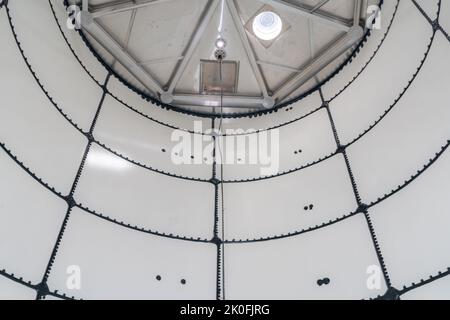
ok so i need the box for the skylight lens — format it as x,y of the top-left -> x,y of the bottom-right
252,11 -> 283,41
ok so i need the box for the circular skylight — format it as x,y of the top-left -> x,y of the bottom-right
252,11 -> 283,41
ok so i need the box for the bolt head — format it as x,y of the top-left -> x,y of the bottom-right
160,92 -> 174,104
262,97 -> 275,109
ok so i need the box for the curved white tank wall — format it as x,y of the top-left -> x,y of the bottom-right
0,0 -> 449,300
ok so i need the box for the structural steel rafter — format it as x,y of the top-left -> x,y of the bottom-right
80,0 -> 364,109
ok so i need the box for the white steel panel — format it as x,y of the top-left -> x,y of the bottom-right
224,155 -> 357,240
329,0 -> 434,145
47,207 -> 216,300
0,150 -> 66,283
347,32 -> 450,204
225,215 -> 386,299
402,275 -> 450,300
369,148 -> 450,290
8,0 -> 105,132
0,9 -> 88,195
74,144 -> 215,239
321,0 -> 399,100
94,95 -> 212,179
414,0 -> 440,20
107,76 -> 213,133
50,0 -> 109,85
0,277 -> 36,300
221,108 -> 337,180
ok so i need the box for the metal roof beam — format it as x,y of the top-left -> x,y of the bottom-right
82,0 -> 89,11
163,0 -> 220,102
310,0 -> 331,13
81,19 -> 164,95
256,60 -> 300,73
261,0 -> 352,32
90,0 -> 175,19
172,94 -> 266,109
227,0 -> 273,108
273,25 -> 363,102
353,0 -> 362,26
138,56 -> 184,66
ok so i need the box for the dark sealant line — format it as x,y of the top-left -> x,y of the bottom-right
319,88 -> 394,297
36,73 -> 112,300
399,267 -> 450,295
412,0 -> 449,43
0,268 -> 75,300
411,0 -> 438,27
438,23 -> 450,42
210,119 -> 223,300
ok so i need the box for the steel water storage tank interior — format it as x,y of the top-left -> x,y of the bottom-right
0,0 -> 450,300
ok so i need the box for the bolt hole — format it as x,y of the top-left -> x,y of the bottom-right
317,277 -> 330,286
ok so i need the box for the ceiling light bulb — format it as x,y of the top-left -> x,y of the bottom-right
252,11 -> 282,41
215,37 -> 227,49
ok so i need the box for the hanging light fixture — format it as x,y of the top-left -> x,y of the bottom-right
214,37 -> 227,61
215,37 -> 227,49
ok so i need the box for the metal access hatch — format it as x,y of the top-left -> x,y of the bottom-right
200,60 -> 239,95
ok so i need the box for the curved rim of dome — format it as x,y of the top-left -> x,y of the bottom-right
73,0 -> 383,119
